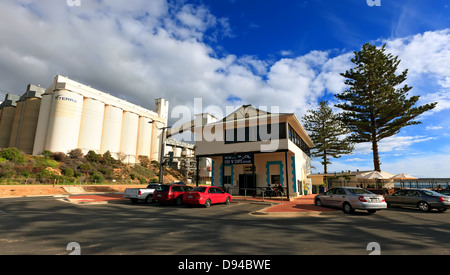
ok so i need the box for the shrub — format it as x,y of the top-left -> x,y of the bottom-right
0,148 -> 25,163
63,168 -> 74,178
89,172 -> 104,183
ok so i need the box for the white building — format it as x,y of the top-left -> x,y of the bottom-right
193,105 -> 314,199
0,75 -> 169,163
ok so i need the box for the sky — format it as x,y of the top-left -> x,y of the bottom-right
0,0 -> 450,178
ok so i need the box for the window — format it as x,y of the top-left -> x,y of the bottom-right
288,124 -> 311,156
224,123 -> 287,144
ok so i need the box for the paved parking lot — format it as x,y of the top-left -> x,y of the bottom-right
0,196 -> 449,255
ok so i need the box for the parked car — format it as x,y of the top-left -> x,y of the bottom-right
124,183 -> 161,204
153,184 -> 193,205
385,189 -> 450,212
314,187 -> 387,214
183,186 -> 232,208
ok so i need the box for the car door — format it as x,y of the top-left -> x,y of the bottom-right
388,190 -> 407,205
330,188 -> 347,207
404,190 -> 421,206
320,189 -> 335,206
208,187 -> 219,204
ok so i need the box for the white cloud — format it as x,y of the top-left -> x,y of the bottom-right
353,135 -> 436,154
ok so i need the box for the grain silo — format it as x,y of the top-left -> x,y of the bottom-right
136,116 -> 153,158
11,85 -> 46,154
32,92 -> 54,155
78,98 -> 105,154
120,111 -> 139,164
44,89 -> 84,153
0,94 -> 20,148
100,104 -> 124,157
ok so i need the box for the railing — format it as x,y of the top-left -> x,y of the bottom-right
226,187 -> 287,203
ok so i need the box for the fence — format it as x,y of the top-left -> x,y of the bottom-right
226,187 -> 287,202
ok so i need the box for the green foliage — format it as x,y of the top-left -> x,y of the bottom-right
303,101 -> 354,174
0,147 -> 25,163
335,43 -> 437,171
89,171 -> 104,183
0,147 -> 172,184
63,167 -> 74,177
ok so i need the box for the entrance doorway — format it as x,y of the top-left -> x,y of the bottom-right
239,174 -> 256,196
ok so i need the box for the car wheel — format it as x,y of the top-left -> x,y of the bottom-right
176,196 -> 183,206
204,199 -> 211,208
145,195 -> 153,204
225,197 -> 231,204
343,202 -> 354,214
438,208 -> 447,212
418,201 -> 431,212
314,199 -> 322,207
367,210 -> 377,214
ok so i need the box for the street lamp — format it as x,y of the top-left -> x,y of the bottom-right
149,119 -> 171,184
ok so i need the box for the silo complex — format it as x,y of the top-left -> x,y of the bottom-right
0,75 -> 168,163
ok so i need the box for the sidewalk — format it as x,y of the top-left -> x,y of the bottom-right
247,195 -> 339,217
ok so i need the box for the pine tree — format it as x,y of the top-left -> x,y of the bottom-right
335,43 -> 437,172
302,101 -> 354,174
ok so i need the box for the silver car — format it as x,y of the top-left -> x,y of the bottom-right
314,187 -> 387,214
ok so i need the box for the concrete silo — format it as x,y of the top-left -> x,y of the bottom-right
100,105 -> 123,158
120,111 -> 139,164
10,85 -> 46,154
78,98 -> 105,154
45,89 -> 84,153
0,94 -> 20,148
136,116 -> 153,159
32,92 -> 53,155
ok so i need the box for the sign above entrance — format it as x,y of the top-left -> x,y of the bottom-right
224,153 -> 254,165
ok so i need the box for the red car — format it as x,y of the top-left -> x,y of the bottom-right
153,184 -> 193,205
183,186 -> 232,207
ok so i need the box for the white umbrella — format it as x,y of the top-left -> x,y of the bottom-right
391,173 -> 417,180
357,171 -> 393,189
391,173 -> 417,189
357,171 -> 392,180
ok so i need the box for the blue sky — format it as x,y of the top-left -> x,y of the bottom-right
0,0 -> 450,177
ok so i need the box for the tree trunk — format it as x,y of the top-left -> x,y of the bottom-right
372,139 -> 381,172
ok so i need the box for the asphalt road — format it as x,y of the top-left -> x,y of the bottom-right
0,197 -> 449,255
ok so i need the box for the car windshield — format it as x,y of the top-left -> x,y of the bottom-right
156,185 -> 170,192
347,188 -> 373,195
192,187 -> 207,192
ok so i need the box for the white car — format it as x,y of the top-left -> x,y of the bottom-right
314,187 -> 387,214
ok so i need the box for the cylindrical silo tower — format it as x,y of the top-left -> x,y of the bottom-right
78,98 -> 105,154
15,85 -> 45,154
33,93 -> 53,155
136,116 -> 153,159
45,89 -> 84,153
0,94 -> 20,148
120,111 -> 139,164
8,100 -> 24,148
100,105 -> 123,158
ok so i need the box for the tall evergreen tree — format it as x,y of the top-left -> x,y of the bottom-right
303,101 -> 354,174
335,43 -> 437,172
